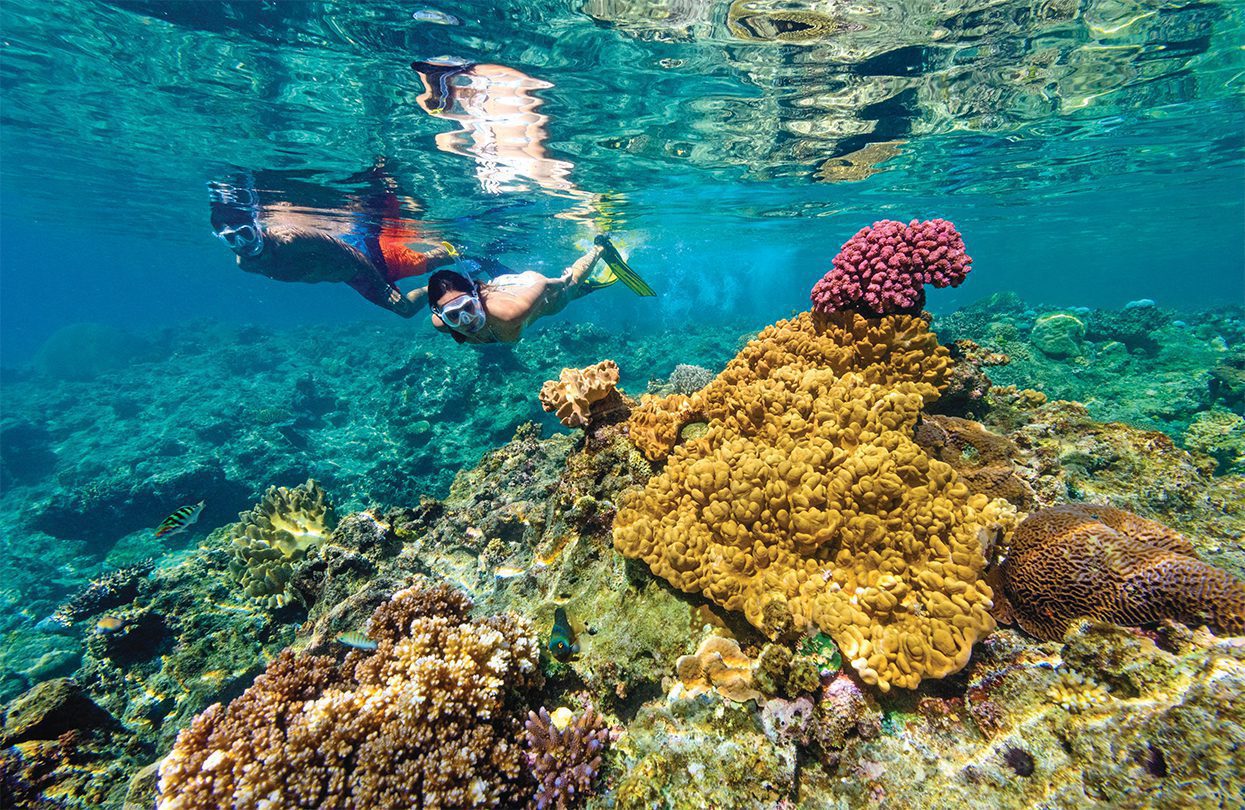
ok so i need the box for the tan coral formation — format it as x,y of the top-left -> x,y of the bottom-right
156,581 -> 540,809
539,360 -> 621,428
615,312 -> 1018,691
627,311 -> 950,462
1002,504 -> 1245,641
672,635 -> 761,703
226,479 -> 335,608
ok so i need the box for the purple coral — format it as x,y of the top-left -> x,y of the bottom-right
524,706 -> 609,810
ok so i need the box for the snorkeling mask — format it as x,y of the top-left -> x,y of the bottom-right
215,222 -> 264,258
433,287 -> 486,333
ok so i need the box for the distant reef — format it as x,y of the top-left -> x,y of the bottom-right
0,297 -> 1242,808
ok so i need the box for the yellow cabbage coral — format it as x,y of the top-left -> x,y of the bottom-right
539,360 -> 621,429
614,313 -> 1017,691
227,479 -> 335,609
627,312 -> 949,462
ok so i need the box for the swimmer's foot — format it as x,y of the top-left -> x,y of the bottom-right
592,234 -> 655,296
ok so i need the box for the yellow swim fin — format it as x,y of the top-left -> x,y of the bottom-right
594,234 -> 655,297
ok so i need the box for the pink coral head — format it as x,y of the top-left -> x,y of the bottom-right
810,218 -> 972,316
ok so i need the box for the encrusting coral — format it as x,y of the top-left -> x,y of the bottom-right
672,635 -> 761,703
1000,504 -> 1245,641
155,581 -> 541,809
539,360 -> 622,429
226,479 -> 335,609
1046,668 -> 1111,713
615,312 -> 1019,691
524,706 -> 610,810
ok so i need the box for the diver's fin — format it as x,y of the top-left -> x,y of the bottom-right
581,262 -> 618,291
594,235 -> 655,297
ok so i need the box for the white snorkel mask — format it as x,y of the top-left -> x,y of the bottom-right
434,284 -> 487,333
215,222 -> 264,258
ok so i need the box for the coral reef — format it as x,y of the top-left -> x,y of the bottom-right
672,635 -> 760,703
1030,312 -> 1086,359
539,360 -> 623,429
1000,504 -> 1245,640
156,582 -> 540,809
810,219 -> 972,315
226,479 -> 335,608
524,706 -> 610,810
1183,409 -> 1245,473
35,559 -> 153,631
616,312 -> 1018,691
646,363 -> 714,396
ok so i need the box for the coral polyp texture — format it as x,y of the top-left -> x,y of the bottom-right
524,706 -> 610,810
226,479 -> 335,609
672,635 -> 761,703
810,219 -> 971,316
155,581 -> 540,809
614,312 -> 1018,691
627,311 -> 951,463
539,360 -> 621,428
1001,504 -> 1245,641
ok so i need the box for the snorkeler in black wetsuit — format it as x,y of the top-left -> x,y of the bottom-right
209,170 -> 457,317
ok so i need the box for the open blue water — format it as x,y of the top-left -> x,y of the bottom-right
1,0 -> 1242,362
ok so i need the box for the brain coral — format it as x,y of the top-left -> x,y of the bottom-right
615,312 -> 1017,691
1001,504 -> 1245,641
156,581 -> 541,809
539,360 -> 621,429
810,219 -> 971,316
227,479 -> 335,608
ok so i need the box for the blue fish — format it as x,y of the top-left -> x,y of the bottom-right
548,606 -> 579,660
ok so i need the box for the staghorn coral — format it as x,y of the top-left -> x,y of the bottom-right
672,635 -> 761,703
615,312 -> 1018,691
539,360 -> 622,429
524,706 -> 610,810
626,311 -> 951,463
156,582 -> 541,809
1001,504 -> 1245,641
226,479 -> 335,609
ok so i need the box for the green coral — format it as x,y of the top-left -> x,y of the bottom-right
1030,313 -> 1086,359
799,632 -> 842,675
227,479 -> 335,609
1184,409 -> 1245,474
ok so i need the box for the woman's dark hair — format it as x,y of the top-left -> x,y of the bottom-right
427,270 -> 475,308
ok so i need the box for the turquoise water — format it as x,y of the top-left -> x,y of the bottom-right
1,2 -> 1244,808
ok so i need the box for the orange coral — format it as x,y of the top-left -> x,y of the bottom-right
614,313 -> 1017,691
672,635 -> 760,703
156,582 -> 540,809
1002,504 -> 1245,641
539,360 -> 621,429
626,312 -> 949,462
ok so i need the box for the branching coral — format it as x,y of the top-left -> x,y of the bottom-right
226,479 -> 335,609
156,581 -> 541,809
809,219 -> 971,316
539,360 -> 621,429
524,706 -> 610,810
1001,504 -> 1245,641
615,312 -> 1018,691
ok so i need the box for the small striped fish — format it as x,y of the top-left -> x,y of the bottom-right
155,501 -> 205,538
336,631 -> 378,651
